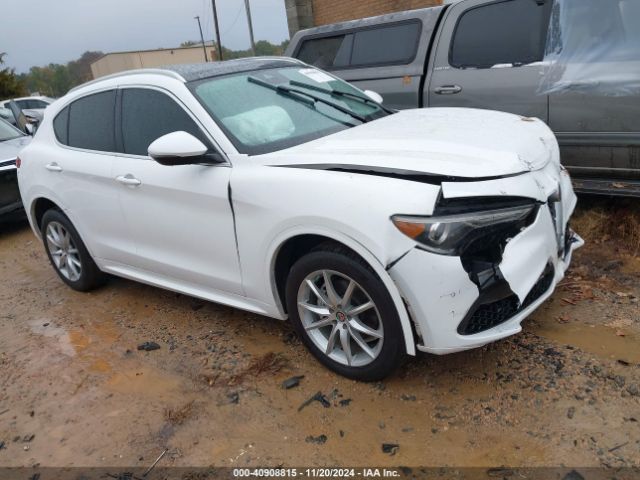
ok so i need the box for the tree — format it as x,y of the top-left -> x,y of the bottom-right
0,53 -> 27,99
182,39 -> 289,61
20,50 -> 104,97
67,51 -> 104,85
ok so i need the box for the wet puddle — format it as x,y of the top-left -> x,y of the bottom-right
28,320 -> 77,357
535,321 -> 640,363
107,367 -> 184,397
28,317 -> 122,373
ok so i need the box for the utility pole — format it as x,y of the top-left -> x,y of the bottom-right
194,16 -> 209,62
244,0 -> 256,56
211,0 -> 223,61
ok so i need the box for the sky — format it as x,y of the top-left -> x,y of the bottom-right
2,0 -> 290,73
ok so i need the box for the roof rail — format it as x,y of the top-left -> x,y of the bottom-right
69,68 -> 186,94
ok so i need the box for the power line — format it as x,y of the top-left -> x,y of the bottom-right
222,4 -> 244,36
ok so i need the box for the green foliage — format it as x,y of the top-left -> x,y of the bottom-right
20,51 -> 104,98
215,39 -> 290,60
0,53 -> 28,99
11,39 -> 290,99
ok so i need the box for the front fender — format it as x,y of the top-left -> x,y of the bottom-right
230,162 -> 442,356
267,225 -> 417,356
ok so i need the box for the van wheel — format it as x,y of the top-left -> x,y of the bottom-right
285,245 -> 404,381
41,209 -> 106,291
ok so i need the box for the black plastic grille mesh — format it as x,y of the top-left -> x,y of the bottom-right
461,267 -> 555,336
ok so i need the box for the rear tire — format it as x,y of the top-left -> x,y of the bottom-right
41,209 -> 106,292
285,245 -> 405,381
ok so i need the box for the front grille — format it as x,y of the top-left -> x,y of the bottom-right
458,266 -> 555,336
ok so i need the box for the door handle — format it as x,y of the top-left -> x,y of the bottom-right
434,85 -> 462,95
45,162 -> 63,172
116,174 -> 142,186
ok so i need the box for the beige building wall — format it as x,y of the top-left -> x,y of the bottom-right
90,46 -> 217,79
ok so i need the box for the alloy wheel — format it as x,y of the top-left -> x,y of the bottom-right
45,221 -> 82,282
297,269 -> 384,367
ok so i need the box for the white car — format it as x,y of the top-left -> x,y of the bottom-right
0,96 -> 54,124
0,96 -> 54,110
0,95 -> 54,112
17,57 -> 582,380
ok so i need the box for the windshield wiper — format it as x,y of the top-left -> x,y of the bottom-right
289,80 -> 396,115
247,76 -> 367,123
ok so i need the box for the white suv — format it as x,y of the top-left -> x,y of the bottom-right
17,57 -> 582,380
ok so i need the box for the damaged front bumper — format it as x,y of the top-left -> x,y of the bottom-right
388,168 -> 584,355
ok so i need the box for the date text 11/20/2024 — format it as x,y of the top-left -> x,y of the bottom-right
232,468 -> 402,477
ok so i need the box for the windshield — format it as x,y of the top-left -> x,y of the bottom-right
0,118 -> 23,142
190,66 -> 389,155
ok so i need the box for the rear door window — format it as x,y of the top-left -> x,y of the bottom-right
67,90 -> 117,152
450,0 -> 553,69
120,88 -> 209,156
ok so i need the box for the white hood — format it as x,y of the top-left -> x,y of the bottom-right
261,108 -> 558,178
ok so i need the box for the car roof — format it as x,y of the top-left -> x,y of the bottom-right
70,56 -> 306,94
1,96 -> 51,103
163,57 -> 305,82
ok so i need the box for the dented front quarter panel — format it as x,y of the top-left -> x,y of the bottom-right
230,158 -> 442,355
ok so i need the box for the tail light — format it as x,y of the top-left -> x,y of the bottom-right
15,157 -> 21,168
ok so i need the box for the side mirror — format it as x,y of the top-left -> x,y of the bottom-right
363,90 -> 384,104
148,131 -> 224,166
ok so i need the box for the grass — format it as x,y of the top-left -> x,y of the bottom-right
572,197 -> 640,256
164,400 -> 195,425
201,352 -> 290,388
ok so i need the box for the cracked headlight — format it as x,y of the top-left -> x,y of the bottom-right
392,205 -> 536,256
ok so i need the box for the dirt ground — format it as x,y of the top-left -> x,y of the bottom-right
0,202 -> 639,470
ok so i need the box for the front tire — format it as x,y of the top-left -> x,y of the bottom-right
41,209 -> 105,291
285,246 -> 405,381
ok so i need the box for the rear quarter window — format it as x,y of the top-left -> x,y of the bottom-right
53,106 -> 69,144
296,34 -> 353,69
294,20 -> 422,70
350,21 -> 422,67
